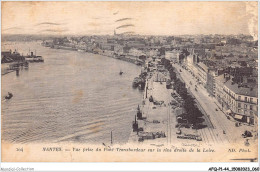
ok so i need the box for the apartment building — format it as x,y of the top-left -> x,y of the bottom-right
222,79 -> 258,125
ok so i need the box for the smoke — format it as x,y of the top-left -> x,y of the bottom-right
116,24 -> 135,29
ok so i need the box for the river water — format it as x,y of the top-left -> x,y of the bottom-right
1,41 -> 142,144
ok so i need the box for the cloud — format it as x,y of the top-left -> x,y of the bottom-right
115,18 -> 132,22
92,16 -> 110,20
113,11 -> 119,15
116,24 -> 134,29
3,27 -> 22,31
40,29 -> 69,33
35,22 -> 66,26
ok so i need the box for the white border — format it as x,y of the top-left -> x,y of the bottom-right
0,0 -> 259,171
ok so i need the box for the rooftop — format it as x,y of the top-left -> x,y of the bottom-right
224,79 -> 258,97
215,74 -> 227,83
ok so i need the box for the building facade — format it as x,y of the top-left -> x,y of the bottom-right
206,71 -> 216,96
222,79 -> 258,125
196,62 -> 208,87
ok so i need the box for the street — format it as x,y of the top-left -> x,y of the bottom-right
172,63 -> 256,145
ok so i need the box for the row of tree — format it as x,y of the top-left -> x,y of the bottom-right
161,58 -> 204,126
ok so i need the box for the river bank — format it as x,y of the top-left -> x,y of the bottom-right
128,59 -> 176,145
44,44 -> 144,66
128,58 -> 209,146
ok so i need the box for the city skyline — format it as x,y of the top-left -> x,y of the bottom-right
2,1 -> 258,39
1,1 -> 258,163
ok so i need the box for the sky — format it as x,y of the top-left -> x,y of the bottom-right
1,1 -> 258,38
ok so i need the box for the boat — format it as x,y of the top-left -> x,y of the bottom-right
25,51 -> 44,63
132,77 -> 140,88
138,81 -> 145,90
166,80 -> 171,89
5,92 -> 13,100
24,61 -> 29,68
135,61 -> 143,66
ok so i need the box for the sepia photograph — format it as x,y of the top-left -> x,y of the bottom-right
1,0 -> 259,166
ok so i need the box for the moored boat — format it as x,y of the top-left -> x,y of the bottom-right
132,77 -> 140,88
25,52 -> 44,63
5,92 -> 13,100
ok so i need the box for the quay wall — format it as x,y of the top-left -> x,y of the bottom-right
47,45 -> 144,66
